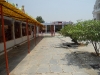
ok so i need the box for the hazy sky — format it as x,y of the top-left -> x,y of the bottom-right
8,0 -> 95,23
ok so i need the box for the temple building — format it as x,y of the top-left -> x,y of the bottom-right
93,0 -> 100,20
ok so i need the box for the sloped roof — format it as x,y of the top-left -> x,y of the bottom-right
0,0 -> 44,27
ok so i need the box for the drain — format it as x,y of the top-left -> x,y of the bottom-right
90,64 -> 100,69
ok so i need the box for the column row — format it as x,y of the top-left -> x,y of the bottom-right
0,19 -> 40,51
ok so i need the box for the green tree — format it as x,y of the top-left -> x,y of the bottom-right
36,16 -> 45,23
60,20 -> 100,56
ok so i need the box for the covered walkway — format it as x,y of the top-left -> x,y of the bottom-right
0,1 -> 44,75
0,33 -> 98,75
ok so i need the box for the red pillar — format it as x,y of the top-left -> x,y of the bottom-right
35,25 -> 37,44
53,25 -> 54,36
54,25 -> 55,36
51,25 -> 52,36
0,5 -> 9,75
51,25 -> 54,36
41,27 -> 43,37
40,27 -> 42,39
26,20 -> 30,53
34,25 -> 36,45
38,26 -> 40,41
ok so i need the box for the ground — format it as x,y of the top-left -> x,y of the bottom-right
0,33 -> 100,75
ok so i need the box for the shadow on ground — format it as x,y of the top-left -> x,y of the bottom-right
0,36 -> 43,75
62,51 -> 100,74
54,42 -> 81,49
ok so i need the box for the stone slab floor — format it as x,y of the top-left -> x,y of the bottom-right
0,33 -> 99,75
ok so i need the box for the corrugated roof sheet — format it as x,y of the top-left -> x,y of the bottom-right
0,0 -> 44,27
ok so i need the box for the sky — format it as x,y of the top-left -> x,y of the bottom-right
8,0 -> 95,23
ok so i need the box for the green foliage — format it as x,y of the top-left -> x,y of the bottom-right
36,16 -> 45,23
60,20 -> 100,42
60,20 -> 100,55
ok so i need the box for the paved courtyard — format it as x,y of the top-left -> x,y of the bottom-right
0,33 -> 99,75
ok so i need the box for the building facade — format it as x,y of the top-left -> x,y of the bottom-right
0,1 -> 44,52
0,16 -> 40,52
42,21 -> 73,33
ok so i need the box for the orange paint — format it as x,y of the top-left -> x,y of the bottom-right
26,20 -> 30,53
0,5 -> 9,75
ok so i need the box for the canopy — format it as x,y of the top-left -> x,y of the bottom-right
0,0 -> 44,27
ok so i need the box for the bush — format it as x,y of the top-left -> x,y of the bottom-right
60,20 -> 100,56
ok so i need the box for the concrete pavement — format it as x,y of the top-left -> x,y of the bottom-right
0,33 -> 99,75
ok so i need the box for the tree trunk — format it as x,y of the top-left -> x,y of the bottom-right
72,39 -> 80,45
92,42 -> 99,56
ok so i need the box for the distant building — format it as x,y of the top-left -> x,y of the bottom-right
42,21 -> 73,33
93,0 -> 100,20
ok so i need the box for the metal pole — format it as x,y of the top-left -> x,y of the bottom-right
0,5 -> 9,75
52,25 -> 53,36
41,27 -> 43,37
52,25 -> 54,36
51,25 -> 53,36
34,25 -> 36,45
35,25 -> 37,45
38,26 -> 40,41
26,19 -> 30,53
51,25 -> 52,36
54,25 -> 55,36
40,27 -> 42,38
39,26 -> 41,41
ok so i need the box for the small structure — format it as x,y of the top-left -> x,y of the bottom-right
42,21 -> 73,36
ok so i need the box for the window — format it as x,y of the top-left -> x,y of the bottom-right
5,25 -> 12,41
28,25 -> 31,35
31,26 -> 34,37
22,23 -> 26,36
14,22 -> 21,38
0,19 -> 13,42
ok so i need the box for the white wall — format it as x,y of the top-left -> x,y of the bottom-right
0,33 -> 34,52
93,13 -> 97,19
15,38 -> 23,44
93,0 -> 100,20
0,40 -> 14,52
36,26 -> 39,37
0,20 -> 41,52
29,34 -> 33,39
22,36 -> 27,42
